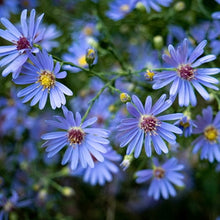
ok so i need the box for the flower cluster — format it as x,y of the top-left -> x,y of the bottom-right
2,1 -> 220,218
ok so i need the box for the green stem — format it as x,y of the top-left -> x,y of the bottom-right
81,75 -> 121,123
50,180 -> 63,193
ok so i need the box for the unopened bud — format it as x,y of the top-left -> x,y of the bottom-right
174,1 -> 185,11
86,48 -> 96,65
153,35 -> 164,50
62,186 -> 75,197
120,154 -> 133,171
120,93 -> 131,103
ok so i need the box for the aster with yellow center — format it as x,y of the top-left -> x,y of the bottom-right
106,0 -> 136,21
120,4 -> 130,12
78,55 -> 87,66
204,125 -> 218,142
14,49 -> 73,110
175,116 -> 195,137
193,106 -> 220,162
38,70 -> 56,90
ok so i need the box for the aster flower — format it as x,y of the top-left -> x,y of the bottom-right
138,0 -> 173,13
192,106 -> 220,162
37,24 -> 61,52
63,38 -> 98,73
117,94 -> 183,158
0,0 -> 18,18
174,116 -> 196,137
41,106 -> 110,170
0,87 -> 29,139
136,157 -> 184,200
153,38 -> 219,107
208,21 -> 220,55
82,146 -> 121,185
0,190 -> 31,219
14,49 -> 73,110
106,0 -> 137,21
0,9 -> 44,78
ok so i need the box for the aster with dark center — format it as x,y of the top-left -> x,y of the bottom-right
0,9 -> 44,78
136,157 -> 184,200
13,49 -> 73,110
117,94 -> 183,158
41,106 -> 110,170
192,106 -> 220,162
153,38 -> 220,107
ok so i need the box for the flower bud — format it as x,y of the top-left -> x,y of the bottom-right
174,1 -> 185,11
120,93 -> 131,103
120,154 -> 133,171
86,48 -> 96,65
153,35 -> 164,50
62,186 -> 75,197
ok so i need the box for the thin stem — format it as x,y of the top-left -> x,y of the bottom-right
81,75 -> 121,123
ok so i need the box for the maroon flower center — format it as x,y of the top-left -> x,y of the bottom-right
0,0 -> 4,5
139,115 -> 160,135
68,127 -> 85,145
16,37 -> 31,51
177,64 -> 195,81
153,167 -> 165,179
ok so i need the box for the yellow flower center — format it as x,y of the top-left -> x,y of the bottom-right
78,55 -> 87,66
204,125 -> 218,142
179,120 -> 190,128
145,70 -> 155,80
83,27 -> 93,36
38,70 -> 55,90
120,4 -> 130,12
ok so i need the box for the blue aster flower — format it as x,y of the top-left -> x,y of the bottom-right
0,190 -> 31,220
106,0 -> 137,21
0,9 -> 44,78
0,0 -> 18,18
212,0 -> 220,19
192,106 -> 220,162
208,21 -> 220,55
117,94 -> 183,158
63,38 -> 98,73
136,157 -> 184,200
190,22 -> 210,44
14,49 -> 73,110
19,0 -> 38,9
0,87 -> 29,139
153,38 -> 220,107
82,146 -> 121,185
41,106 -> 110,170
174,116 -> 196,137
138,0 -> 173,13
37,24 -> 61,52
